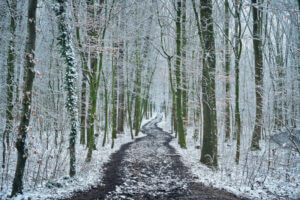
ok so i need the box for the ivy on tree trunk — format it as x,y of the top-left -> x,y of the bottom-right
54,0 -> 79,177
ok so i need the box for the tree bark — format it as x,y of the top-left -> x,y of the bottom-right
117,6 -> 126,133
11,0 -> 37,196
233,0 -> 242,164
175,0 -> 186,148
251,0 -> 263,150
85,0 -> 99,160
2,0 -> 17,169
80,69 -> 87,144
181,0 -> 188,124
86,59 -> 98,160
133,45 -> 142,136
85,0 -> 112,161
102,70 -> 108,146
134,33 -> 150,136
117,41 -> 125,133
224,0 -> 231,141
55,0 -> 79,177
197,0 -> 218,166
72,0 -> 88,145
111,41 -> 118,148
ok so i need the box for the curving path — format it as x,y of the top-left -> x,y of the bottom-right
62,115 -> 246,200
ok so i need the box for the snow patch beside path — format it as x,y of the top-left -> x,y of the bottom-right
157,115 -> 300,200
0,117 -> 154,200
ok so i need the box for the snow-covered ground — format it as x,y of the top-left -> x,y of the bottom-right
0,117 -> 153,200
1,113 -> 299,200
158,114 -> 300,200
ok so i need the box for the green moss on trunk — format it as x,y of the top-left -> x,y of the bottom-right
194,0 -> 218,167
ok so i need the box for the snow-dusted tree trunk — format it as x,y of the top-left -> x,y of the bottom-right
192,0 -> 218,166
117,4 -> 126,134
133,41 -> 142,136
54,0 -> 78,177
233,0 -> 242,164
85,0 -> 100,161
85,0 -> 114,161
175,0 -> 186,148
224,0 -> 231,141
111,41 -> 118,148
251,0 -> 264,150
117,41 -> 125,133
11,0 -> 37,196
181,0 -> 188,124
72,0 -> 88,145
2,0 -> 17,169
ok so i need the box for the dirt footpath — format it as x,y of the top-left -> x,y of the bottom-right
61,116 -> 247,200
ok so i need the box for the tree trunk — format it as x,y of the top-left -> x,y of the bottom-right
2,0 -> 17,169
102,71 -> 108,146
233,0 -> 242,164
111,43 -> 118,148
11,0 -> 37,196
134,33 -> 150,136
85,0 -> 99,160
181,0 -> 188,124
175,0 -> 186,148
127,76 -> 134,139
133,48 -> 141,136
86,59 -> 97,161
224,0 -> 231,141
251,0 -> 263,150
274,22 -> 284,130
80,68 -> 87,144
168,58 -> 177,135
117,6 -> 126,133
198,0 -> 218,166
85,0 -> 110,161
54,0 -> 79,177
73,0 -> 88,145
117,41 -> 125,133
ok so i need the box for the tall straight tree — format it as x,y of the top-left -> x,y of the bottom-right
11,0 -> 38,196
72,0 -> 88,145
2,0 -> 17,168
133,10 -> 152,136
117,5 -> 125,134
54,0 -> 79,177
101,70 -> 109,146
175,0 -> 186,148
181,0 -> 188,124
273,20 -> 285,129
200,0 -> 218,167
85,0 -> 103,161
117,41 -> 125,133
192,0 -> 218,166
111,41 -> 118,148
233,0 -> 242,164
224,0 -> 231,141
251,0 -> 264,150
133,39 -> 142,136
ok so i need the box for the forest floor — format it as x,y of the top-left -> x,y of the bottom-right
59,116 -> 246,200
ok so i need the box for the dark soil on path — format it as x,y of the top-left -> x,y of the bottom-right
60,116 -> 248,200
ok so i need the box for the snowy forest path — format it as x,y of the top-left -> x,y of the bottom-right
61,115 -> 246,200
